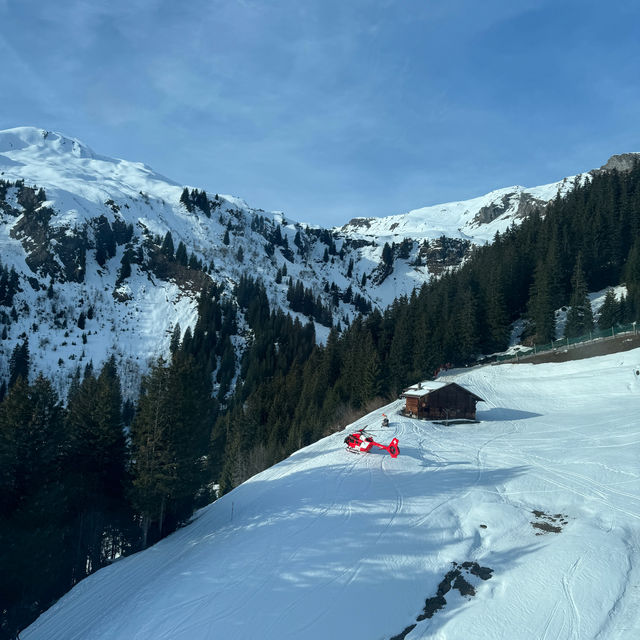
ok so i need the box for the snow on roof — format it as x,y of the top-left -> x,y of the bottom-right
402,380 -> 484,401
402,381 -> 449,397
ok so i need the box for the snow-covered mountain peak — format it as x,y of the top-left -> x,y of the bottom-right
0,126 -> 96,160
0,126 -> 184,208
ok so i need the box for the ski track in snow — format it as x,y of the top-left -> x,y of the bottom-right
23,349 -> 640,640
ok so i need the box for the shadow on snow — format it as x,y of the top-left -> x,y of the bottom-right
477,407 -> 542,421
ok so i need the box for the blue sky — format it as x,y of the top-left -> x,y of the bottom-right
1,0 -> 639,226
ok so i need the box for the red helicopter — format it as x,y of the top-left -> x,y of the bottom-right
344,427 -> 400,458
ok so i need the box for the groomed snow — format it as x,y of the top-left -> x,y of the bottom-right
23,348 -> 640,640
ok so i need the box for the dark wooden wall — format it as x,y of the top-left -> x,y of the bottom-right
404,385 -> 478,420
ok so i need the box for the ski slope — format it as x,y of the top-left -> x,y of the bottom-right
24,349 -> 640,640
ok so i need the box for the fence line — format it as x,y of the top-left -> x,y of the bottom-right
495,321 -> 639,363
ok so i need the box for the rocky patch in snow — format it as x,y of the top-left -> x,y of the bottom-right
531,509 -> 569,535
390,561 -> 494,639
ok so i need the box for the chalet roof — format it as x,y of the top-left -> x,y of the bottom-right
402,381 -> 484,402
402,381 -> 448,398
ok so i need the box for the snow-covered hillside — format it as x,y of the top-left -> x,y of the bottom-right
340,180 -> 574,243
2,126 -> 638,394
0,127 -> 373,392
23,349 -> 640,640
338,152 -> 640,247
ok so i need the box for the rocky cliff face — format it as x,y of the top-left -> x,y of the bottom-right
598,153 -> 640,173
472,191 -> 547,226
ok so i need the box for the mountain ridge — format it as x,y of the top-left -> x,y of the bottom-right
1,125 -> 637,394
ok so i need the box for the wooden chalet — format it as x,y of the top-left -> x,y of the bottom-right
402,381 -> 483,421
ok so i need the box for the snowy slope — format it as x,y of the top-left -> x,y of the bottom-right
0,127 -> 365,392
340,154 -> 640,249
23,349 -> 640,640
338,180 -> 575,245
2,126 -> 430,393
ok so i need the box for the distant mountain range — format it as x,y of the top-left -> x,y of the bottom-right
1,126 -> 637,392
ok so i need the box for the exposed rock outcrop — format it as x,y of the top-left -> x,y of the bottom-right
473,191 -> 546,226
599,153 -> 640,173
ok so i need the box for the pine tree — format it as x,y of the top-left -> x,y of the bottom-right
161,231 -> 174,259
347,258 -> 354,278
597,289 -> 620,329
170,324 -> 182,354
624,239 -> 640,320
117,249 -> 132,283
0,376 -> 63,509
454,287 -> 479,361
130,353 -> 212,547
194,189 -> 211,217
216,337 -> 236,400
175,241 -> 188,266
484,270 -> 509,351
129,360 -> 176,547
387,304 -> 413,394
180,187 -> 192,212
528,260 -> 556,343
357,332 -> 382,406
382,242 -> 393,266
9,337 -> 29,388
564,255 -> 594,338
